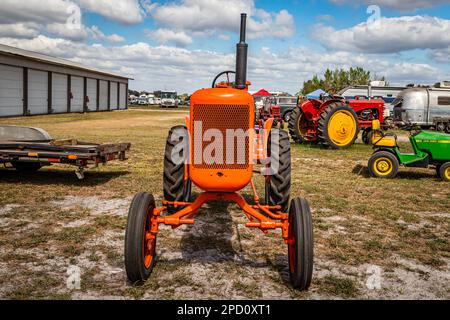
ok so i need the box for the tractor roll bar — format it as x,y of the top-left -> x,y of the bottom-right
235,13 -> 248,90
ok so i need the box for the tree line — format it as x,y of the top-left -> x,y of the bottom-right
300,67 -> 387,95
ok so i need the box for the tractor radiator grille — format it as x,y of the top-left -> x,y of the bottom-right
192,104 -> 250,170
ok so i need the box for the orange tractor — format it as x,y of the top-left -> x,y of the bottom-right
124,14 -> 314,290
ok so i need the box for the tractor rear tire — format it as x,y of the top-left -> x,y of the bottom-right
284,111 -> 292,123
12,161 -> 42,172
318,102 -> 359,149
439,162 -> 450,182
368,151 -> 399,179
265,129 -> 291,213
288,197 -> 314,291
288,107 -> 305,144
125,192 -> 157,284
163,126 -> 192,214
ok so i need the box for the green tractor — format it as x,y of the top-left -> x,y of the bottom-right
368,120 -> 450,181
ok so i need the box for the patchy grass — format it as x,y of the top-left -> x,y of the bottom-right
318,276 -> 360,298
0,110 -> 449,300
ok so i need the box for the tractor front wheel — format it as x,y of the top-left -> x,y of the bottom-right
439,162 -> 450,182
288,197 -> 314,290
362,128 -> 373,145
318,103 -> 359,149
124,192 -> 157,284
368,151 -> 399,179
164,126 -> 192,214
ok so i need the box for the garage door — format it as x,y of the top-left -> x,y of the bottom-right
110,82 -> 118,110
99,80 -> 108,110
52,73 -> 67,113
71,76 -> 84,112
86,78 -> 97,111
119,83 -> 127,109
0,64 -> 23,117
28,69 -> 48,115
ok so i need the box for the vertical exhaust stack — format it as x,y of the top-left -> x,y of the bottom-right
235,13 -> 248,90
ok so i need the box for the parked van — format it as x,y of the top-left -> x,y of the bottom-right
393,82 -> 450,132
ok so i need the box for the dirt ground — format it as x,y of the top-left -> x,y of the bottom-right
0,109 -> 449,300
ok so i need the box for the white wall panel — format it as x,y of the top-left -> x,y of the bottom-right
71,76 -> 84,112
0,64 -> 23,117
51,73 -> 67,113
28,69 -> 48,115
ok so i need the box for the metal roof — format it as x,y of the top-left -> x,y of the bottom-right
0,43 -> 131,80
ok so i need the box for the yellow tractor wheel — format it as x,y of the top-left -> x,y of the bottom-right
318,102 -> 359,149
368,151 -> 400,179
439,162 -> 450,182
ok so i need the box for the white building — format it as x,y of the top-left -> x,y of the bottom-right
0,44 -> 131,117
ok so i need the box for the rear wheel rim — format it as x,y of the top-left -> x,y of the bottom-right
374,157 -> 393,176
298,114 -> 309,139
143,208 -> 156,269
328,110 -> 357,146
445,167 -> 450,180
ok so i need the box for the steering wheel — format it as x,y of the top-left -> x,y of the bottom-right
212,71 -> 235,88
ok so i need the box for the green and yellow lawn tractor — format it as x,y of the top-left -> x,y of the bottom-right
368,120 -> 450,181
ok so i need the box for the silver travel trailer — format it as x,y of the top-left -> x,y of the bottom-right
393,82 -> 450,132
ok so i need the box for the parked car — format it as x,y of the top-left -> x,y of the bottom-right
393,82 -> 450,133
275,96 -> 298,122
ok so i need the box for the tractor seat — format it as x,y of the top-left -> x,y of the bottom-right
371,120 -> 397,148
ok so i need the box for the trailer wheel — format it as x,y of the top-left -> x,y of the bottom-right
125,192 -> 157,284
288,107 -> 305,144
163,126 -> 192,214
11,161 -> 42,172
288,197 -> 314,291
439,162 -> 450,182
265,129 -> 291,213
368,151 -> 399,179
318,102 -> 359,149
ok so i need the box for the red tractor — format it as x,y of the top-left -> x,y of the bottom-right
257,96 -> 284,128
288,95 -> 385,149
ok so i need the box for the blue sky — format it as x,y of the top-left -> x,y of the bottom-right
1,0 -> 450,94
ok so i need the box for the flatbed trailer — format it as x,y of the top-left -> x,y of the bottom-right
0,126 -> 131,179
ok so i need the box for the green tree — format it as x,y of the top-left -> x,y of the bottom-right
301,67 -> 383,95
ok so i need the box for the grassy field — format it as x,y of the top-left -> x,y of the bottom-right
0,109 -> 449,300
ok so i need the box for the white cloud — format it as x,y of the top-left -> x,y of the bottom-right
75,0 -> 144,24
46,23 -> 89,41
0,0 -> 75,24
0,35 -> 446,94
145,29 -> 193,46
430,46 -> 450,63
89,26 -> 125,43
151,0 -> 295,40
0,23 -> 40,38
0,1 -> 126,43
314,16 -> 450,54
330,0 -> 450,11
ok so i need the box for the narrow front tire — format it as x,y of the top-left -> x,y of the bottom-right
288,197 -> 314,290
124,193 -> 157,284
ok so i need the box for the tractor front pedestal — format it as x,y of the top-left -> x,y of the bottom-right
157,192 -> 289,239
124,186 -> 314,291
